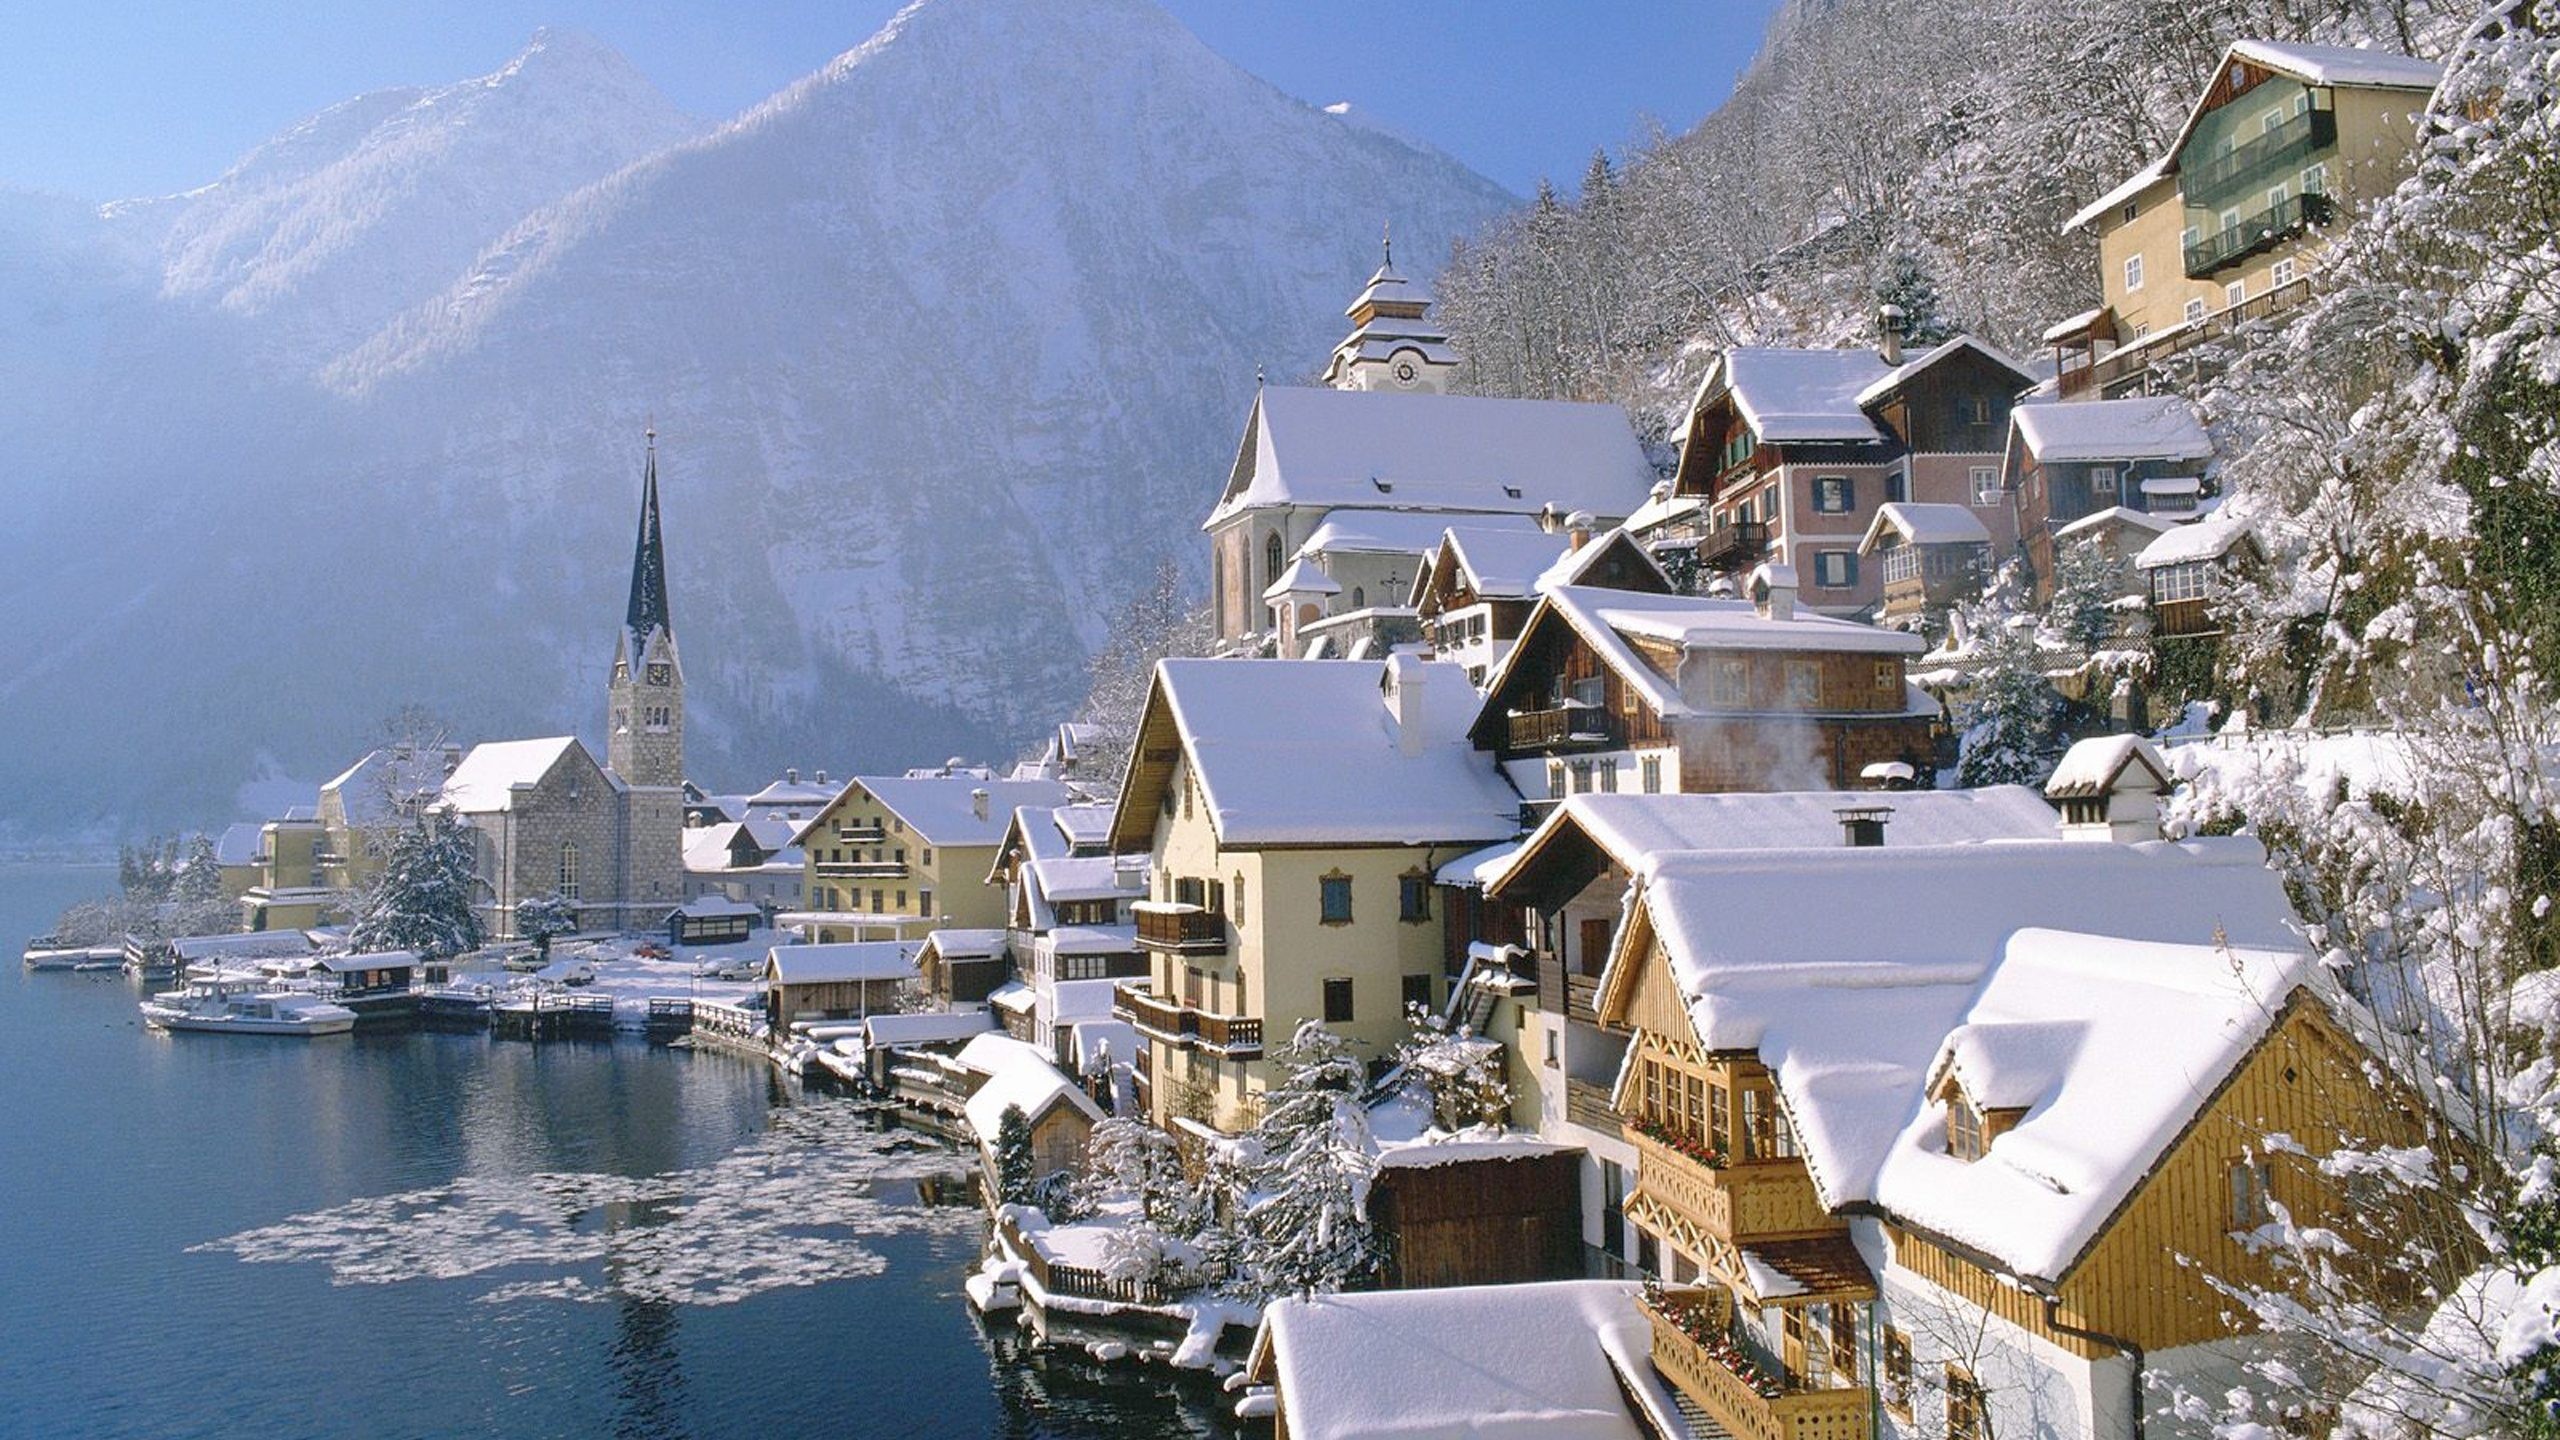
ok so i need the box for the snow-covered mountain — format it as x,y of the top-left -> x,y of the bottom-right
0,0 -> 1515,840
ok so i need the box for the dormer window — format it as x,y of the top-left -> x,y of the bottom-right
1946,1092 -> 1987,1162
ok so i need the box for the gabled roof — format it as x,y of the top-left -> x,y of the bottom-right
2053,505 -> 2183,543
325,745 -> 455,827
2012,395 -> 2212,465
1109,657 -> 1522,852
814,775 -> 1077,849
214,822 -> 266,867
1487,786 -> 2060,908
1206,386 -> 1657,528
2228,37 -> 2442,89
1302,509 -> 1538,561
1611,837 -> 2309,1282
960,1041 -> 1103,1142
766,940 -> 920,985
1531,527 -> 1674,596
1852,335 -> 2035,411
1710,347 -> 1893,444
1434,524 -> 1577,601
2044,733 -> 2172,800
1859,502 -> 1991,554
2136,514 -> 2256,569
1251,1279 -> 1682,1440
440,737 -> 593,814
1264,555 -> 1341,600
2063,159 -> 2175,234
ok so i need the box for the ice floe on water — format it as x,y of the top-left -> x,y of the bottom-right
193,1099 -> 980,1307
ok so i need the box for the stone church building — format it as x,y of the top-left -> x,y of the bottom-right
442,436 -> 688,937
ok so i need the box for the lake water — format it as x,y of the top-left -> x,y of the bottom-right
0,864 -> 1239,1439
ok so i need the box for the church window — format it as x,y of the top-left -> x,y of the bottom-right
1265,533 -> 1284,595
615,708 -> 630,735
557,843 -> 579,901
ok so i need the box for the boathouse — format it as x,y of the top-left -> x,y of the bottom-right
764,940 -> 921,1026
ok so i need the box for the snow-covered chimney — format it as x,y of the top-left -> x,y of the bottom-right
1386,653 -> 1429,757
442,744 -> 463,776
1565,510 -> 1596,551
1877,303 -> 1909,366
945,755 -> 967,776
1749,562 -> 1798,623
1836,805 -> 1891,847
1537,502 -> 1562,535
971,787 -> 990,822
2046,735 -> 2171,843
785,767 -> 799,784
815,769 -> 828,785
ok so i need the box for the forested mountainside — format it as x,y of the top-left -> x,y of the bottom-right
1435,0 -> 2472,433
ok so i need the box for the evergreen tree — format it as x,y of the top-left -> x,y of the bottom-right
1873,246 -> 1956,347
349,809 -> 485,959
993,1104 -> 1037,1208
1233,1021 -> 1383,1299
172,835 -> 223,906
2043,533 -> 2125,656
1950,564 -> 2062,788
514,891 -> 580,957
1392,1002 -> 1512,1130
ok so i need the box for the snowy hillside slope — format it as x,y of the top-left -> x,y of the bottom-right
0,0 -> 1514,840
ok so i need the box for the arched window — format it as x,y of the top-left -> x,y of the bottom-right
557,842 -> 579,901
1350,586 -> 1366,609
1265,533 -> 1284,593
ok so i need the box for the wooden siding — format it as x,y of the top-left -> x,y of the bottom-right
1886,1226 -> 2104,1359
1371,1149 -> 1583,1289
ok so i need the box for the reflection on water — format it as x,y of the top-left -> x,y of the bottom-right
0,864 -> 1242,1438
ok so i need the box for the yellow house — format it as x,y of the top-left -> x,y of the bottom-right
2050,39 -> 2440,397
1595,839 -> 2455,1440
788,771 -> 1074,944
1105,655 -> 1523,1133
238,809 -> 338,932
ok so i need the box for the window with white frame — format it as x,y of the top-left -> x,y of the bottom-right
2151,560 -> 2215,603
1813,550 -> 1856,589
1882,545 -> 1922,585
2273,257 -> 2297,288
1783,661 -> 1822,708
1812,475 -> 1852,514
1708,657 -> 1750,708
2226,280 -> 2247,307
1970,466 -> 2001,506
2123,254 -> 2145,291
1640,754 -> 1662,793
2184,297 -> 2208,324
2302,162 -> 2329,194
557,842 -> 579,901
2090,466 -> 2119,495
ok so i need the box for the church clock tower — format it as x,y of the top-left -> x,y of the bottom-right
1320,228 -> 1459,394
608,431 -> 684,791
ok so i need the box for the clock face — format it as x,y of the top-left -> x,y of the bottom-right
646,663 -> 671,685
1392,359 -> 1419,387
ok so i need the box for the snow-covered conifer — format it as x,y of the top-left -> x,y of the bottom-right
349,809 -> 485,959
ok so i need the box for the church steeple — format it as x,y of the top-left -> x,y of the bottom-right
608,429 -> 684,790
1322,226 -> 1458,394
625,429 -> 672,659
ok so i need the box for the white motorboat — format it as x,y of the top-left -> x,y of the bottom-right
140,980 -> 357,1037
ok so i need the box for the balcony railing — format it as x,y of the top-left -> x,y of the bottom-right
1112,984 -> 1265,1058
814,859 -> 908,879
1646,1292 -> 1872,1440
2181,107 -> 2334,206
1693,519 -> 1772,574
1505,703 -> 1615,752
833,823 -> 887,844
2184,191 -> 2333,278
1629,1129 -> 1835,1244
1134,903 -> 1226,954
2066,276 -> 2314,398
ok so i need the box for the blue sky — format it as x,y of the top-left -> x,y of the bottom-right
0,0 -> 1781,202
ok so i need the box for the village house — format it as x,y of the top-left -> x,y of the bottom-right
1105,655 -> 1523,1132
237,806 -> 332,932
958,1032 -> 1104,1197
1587,815 -> 2448,1440
1474,784 -> 2069,1276
1206,262 -> 1659,658
786,771 -> 1073,943
212,823 -> 265,899
1635,330 -> 2034,614
986,802 -> 1147,1053
917,928 -> 1010,1007
1470,572 -> 1938,804
763,939 -> 921,1028
1409,521 -> 1671,685
2137,513 -> 2261,641
2047,40 -> 2440,398
681,816 -> 805,911
1855,502 -> 1992,634
2004,394 -> 2217,596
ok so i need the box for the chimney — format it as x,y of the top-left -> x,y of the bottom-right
1836,806 -> 1891,847
1877,303 -> 1909,365
1386,653 -> 1428,757
1565,510 -> 1596,551
946,756 -> 967,776
785,767 -> 799,784
1538,502 -> 1562,535
442,743 -> 463,775
815,769 -> 828,785
1749,563 -> 1798,623
971,787 -> 990,822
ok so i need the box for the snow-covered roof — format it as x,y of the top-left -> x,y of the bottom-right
1495,787 -> 2060,896
1304,509 -> 1536,559
315,949 -> 417,973
1531,526 -> 1670,596
2063,158 -> 2173,234
1127,656 -> 1522,849
1043,925 -> 1137,957
920,927 -> 1007,960
2053,505 -> 2181,542
2041,306 -> 2113,341
1067,1017 -> 1138,1073
1253,1279 -> 1683,1440
2229,38 -> 2443,89
1852,335 -> 2033,411
1714,347 -> 1892,444
961,1041 -> 1103,1141
325,745 -> 456,827
852,775 -> 1076,848
1264,556 -> 1341,600
2139,474 -> 2202,496
1209,386 -> 1657,527
2135,514 -> 2254,569
2045,733 -> 2171,800
765,940 -> 920,986
1049,802 -> 1113,847
1860,502 -> 1991,553
683,822 -> 750,873
214,822 -> 266,867
1626,837 -> 2306,1279
170,931 -> 319,961
1876,928 -> 2314,1279
1441,524 -> 1576,600
440,737 -> 586,813
1348,260 -> 1433,315
862,1010 -> 995,1048
674,895 -> 760,918
2011,395 -> 2212,464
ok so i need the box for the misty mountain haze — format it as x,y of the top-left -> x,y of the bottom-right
0,0 -> 1516,842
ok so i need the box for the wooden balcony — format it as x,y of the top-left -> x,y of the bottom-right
2185,191 -> 2334,278
2065,276 -> 2314,398
832,823 -> 887,844
1563,1076 -> 1622,1138
1113,984 -> 1264,1059
815,859 -> 907,879
1135,903 -> 1226,955
1630,1129 -> 1835,1245
1505,704 -> 1616,752
1646,1293 -> 1872,1440
1691,519 -> 1771,574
